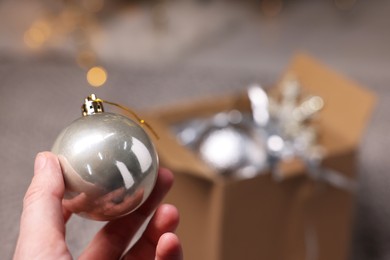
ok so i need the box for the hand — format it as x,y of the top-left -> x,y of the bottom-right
14,152 -> 183,260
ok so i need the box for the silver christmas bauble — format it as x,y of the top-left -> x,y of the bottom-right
180,111 -> 268,178
52,95 -> 158,221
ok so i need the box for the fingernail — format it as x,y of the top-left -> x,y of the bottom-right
34,153 -> 47,172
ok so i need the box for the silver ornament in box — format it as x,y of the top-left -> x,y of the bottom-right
52,94 -> 159,221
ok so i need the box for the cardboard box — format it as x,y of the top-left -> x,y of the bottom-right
144,54 -> 376,260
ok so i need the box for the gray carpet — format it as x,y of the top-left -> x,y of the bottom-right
1,0 -> 390,259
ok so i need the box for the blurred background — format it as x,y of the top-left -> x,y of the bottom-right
0,0 -> 389,259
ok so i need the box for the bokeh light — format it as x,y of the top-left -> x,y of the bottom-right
87,66 -> 107,87
24,20 -> 52,49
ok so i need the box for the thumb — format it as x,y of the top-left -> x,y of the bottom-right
14,152 -> 68,258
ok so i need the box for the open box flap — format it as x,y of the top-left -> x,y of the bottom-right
279,53 -> 376,155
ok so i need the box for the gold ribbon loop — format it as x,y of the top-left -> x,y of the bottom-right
96,98 -> 159,140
